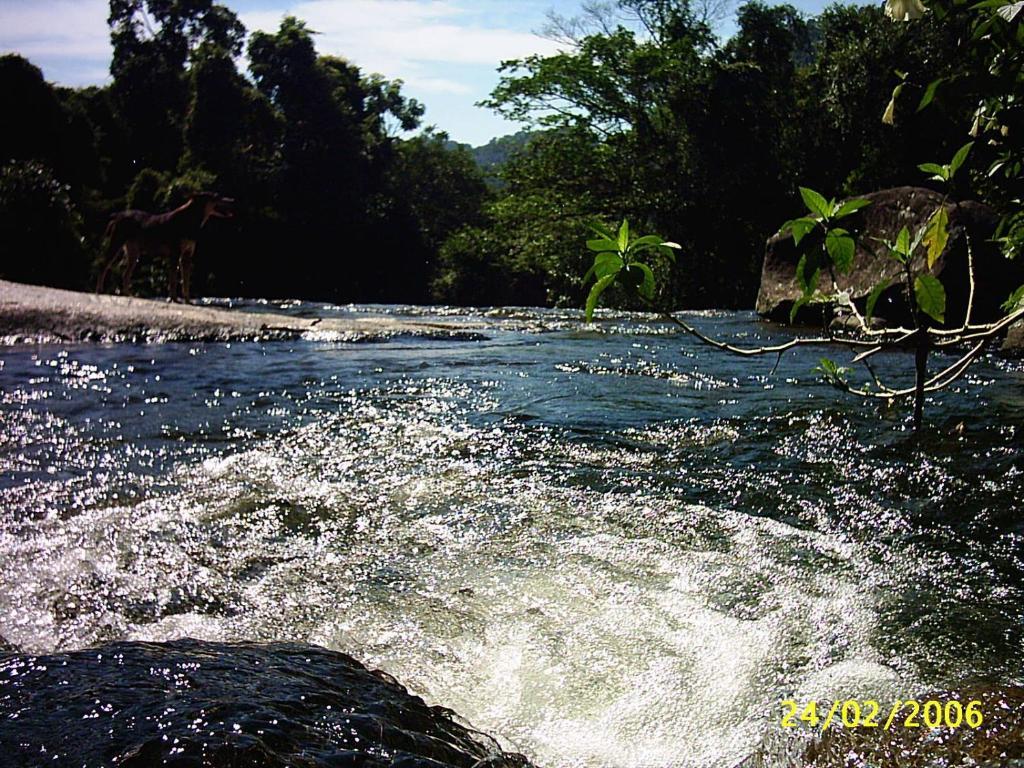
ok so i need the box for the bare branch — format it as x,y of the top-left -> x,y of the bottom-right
934,305 -> 1024,347
836,337 -> 988,400
861,359 -> 899,394
537,10 -> 588,46
537,0 -> 622,45
964,232 -> 977,329
696,0 -> 737,26
658,310 -> 878,355
852,345 -> 883,363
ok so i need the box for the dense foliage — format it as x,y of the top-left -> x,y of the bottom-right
0,0 -> 1019,308
575,0 -> 1024,429
0,1 -> 484,302
442,0 -> 988,309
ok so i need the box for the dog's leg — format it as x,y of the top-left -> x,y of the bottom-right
161,245 -> 179,302
180,240 -> 196,303
97,219 -> 120,294
122,241 -> 140,296
96,245 -> 120,294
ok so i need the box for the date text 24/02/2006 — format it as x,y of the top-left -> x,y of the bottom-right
780,699 -> 984,732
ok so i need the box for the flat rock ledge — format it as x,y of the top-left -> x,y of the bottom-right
0,280 -> 487,344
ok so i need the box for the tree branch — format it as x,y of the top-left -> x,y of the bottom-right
657,309 -> 879,354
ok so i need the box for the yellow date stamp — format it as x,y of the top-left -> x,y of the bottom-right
780,699 -> 984,732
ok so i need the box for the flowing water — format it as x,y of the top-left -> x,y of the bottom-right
1,304 -> 1023,767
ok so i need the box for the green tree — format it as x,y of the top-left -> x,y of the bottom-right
433,126 -> 623,306
108,0 -> 244,172
805,3 -> 970,195
247,16 -> 429,299
0,161 -> 88,289
385,131 -> 488,255
579,0 -> 1024,431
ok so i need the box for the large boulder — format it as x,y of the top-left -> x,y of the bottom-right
1003,319 -> 1024,356
757,186 -> 1024,328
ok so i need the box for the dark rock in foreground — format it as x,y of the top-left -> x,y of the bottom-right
757,187 -> 1023,329
0,639 -> 534,768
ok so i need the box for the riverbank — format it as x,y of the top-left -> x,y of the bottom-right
0,280 -> 487,344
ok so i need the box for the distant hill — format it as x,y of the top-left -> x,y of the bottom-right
445,131 -> 532,185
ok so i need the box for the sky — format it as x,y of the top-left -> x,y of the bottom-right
0,0 -> 855,146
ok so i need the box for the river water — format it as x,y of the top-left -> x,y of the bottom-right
1,304 -> 1022,767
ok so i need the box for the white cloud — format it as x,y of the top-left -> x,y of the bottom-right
240,0 -> 560,78
0,0 -> 110,61
0,0 -> 557,140
0,0 -> 559,87
401,76 -> 473,95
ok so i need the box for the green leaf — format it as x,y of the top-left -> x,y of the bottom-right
629,262 -> 656,299
948,142 -> 974,177
918,162 -> 948,181
814,357 -> 849,387
795,253 -> 821,295
593,252 -> 624,278
834,198 -> 872,218
806,358 -> 847,387
587,237 -> 618,252
895,226 -> 912,257
631,237 -> 680,266
825,229 -> 856,273
589,221 -> 616,240
910,223 -> 928,255
971,14 -> 998,42
585,274 -> 616,322
917,78 -> 945,112
784,216 -> 817,246
866,278 -> 891,320
1002,283 -> 1024,312
882,83 -> 903,126
915,274 -> 947,324
658,242 -> 680,262
799,187 -> 830,219
997,1 -> 1024,21
789,294 -> 811,323
617,219 -> 629,251
629,235 -> 664,250
922,206 -> 949,268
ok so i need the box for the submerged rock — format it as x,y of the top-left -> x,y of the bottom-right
0,639 -> 534,768
756,187 -> 1023,329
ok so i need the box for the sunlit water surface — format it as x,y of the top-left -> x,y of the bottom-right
2,303 -> 1023,767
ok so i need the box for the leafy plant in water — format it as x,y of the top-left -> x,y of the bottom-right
582,219 -> 680,321
582,141 -> 1024,432
779,187 -> 871,322
576,0 -> 1024,432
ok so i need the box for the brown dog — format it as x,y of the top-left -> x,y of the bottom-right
97,192 -> 234,301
